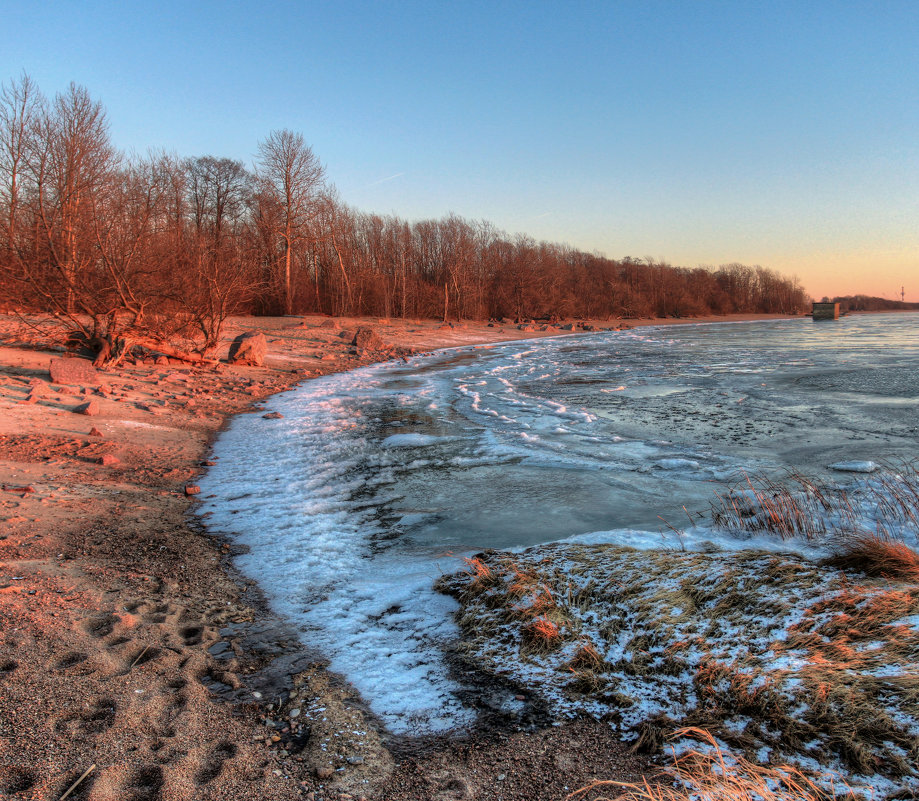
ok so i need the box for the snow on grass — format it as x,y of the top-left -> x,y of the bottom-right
438,465 -> 919,797
438,542 -> 919,797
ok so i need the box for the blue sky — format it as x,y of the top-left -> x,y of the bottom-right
3,1 -> 918,299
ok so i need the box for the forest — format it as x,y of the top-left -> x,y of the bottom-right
829,295 -> 919,312
0,75 -> 810,357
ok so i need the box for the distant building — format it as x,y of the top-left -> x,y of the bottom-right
812,302 -> 840,320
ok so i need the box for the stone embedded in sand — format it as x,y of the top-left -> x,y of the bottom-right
338,329 -> 354,340
74,400 -> 100,416
351,326 -> 385,351
318,318 -> 338,328
99,454 -> 120,466
262,411 -> 284,419
89,427 -> 103,437
227,331 -> 267,366
184,485 -> 200,496
316,767 -> 334,780
50,357 -> 100,386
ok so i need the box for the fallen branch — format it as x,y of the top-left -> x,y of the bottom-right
97,336 -> 218,367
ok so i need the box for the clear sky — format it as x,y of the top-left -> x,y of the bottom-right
3,1 -> 917,300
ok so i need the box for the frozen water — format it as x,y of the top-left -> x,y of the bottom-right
199,313 -> 919,733
829,459 -> 879,472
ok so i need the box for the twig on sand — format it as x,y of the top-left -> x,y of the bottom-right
128,644 -> 151,670
59,763 -> 95,800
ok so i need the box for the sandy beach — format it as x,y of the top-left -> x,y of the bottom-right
0,311 -> 804,801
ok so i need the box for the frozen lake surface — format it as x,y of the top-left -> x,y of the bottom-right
198,313 -> 919,733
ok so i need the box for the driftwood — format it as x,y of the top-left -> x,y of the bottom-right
91,336 -> 219,368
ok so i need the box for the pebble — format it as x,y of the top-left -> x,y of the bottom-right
290,708 -> 301,718
345,756 -> 363,765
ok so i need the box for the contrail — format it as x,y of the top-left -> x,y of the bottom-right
366,172 -> 405,188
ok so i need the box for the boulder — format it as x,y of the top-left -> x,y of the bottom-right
227,332 -> 267,367
351,327 -> 385,351
50,357 -> 100,386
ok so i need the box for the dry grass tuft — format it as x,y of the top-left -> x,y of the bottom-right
564,727 -> 852,801
522,615 -> 561,650
824,534 -> 919,581
710,462 -> 919,546
568,641 -> 604,671
462,555 -> 500,591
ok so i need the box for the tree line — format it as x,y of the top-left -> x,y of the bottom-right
827,295 -> 919,312
0,75 -> 809,357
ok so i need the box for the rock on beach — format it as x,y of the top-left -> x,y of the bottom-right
351,326 -> 386,351
227,331 -> 267,366
50,356 -> 101,386
74,400 -> 100,416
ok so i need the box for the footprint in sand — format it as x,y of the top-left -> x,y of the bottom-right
53,650 -> 88,670
122,765 -> 164,801
0,766 -> 35,794
121,644 -> 162,673
54,697 -> 117,736
430,769 -> 475,800
194,740 -> 237,784
81,612 -> 119,638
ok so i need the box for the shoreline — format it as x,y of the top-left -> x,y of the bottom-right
0,310 -> 821,800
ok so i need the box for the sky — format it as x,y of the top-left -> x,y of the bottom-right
2,0 -> 917,300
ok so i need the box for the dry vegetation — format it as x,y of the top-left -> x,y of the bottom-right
438,466 -> 919,798
566,728 -> 854,801
709,462 -> 919,544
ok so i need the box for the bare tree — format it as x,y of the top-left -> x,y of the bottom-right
180,155 -> 257,349
29,82 -> 120,322
0,73 -> 43,287
255,129 -> 324,314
